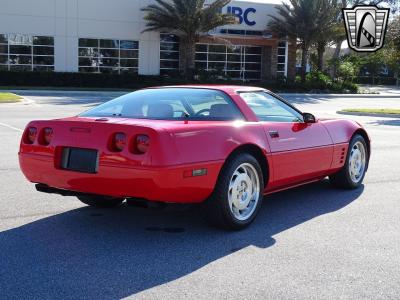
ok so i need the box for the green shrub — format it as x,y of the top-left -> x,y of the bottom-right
329,81 -> 358,93
0,70 -> 360,93
196,68 -> 229,83
0,71 -> 188,89
294,75 -> 302,83
338,61 -> 358,81
342,81 -> 359,93
305,71 -> 332,90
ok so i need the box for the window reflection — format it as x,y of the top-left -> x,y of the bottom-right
160,33 -> 180,76
0,34 -> 54,71
195,43 -> 262,81
78,38 -> 139,74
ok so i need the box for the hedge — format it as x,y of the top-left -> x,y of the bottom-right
0,71 -> 188,89
0,70 -> 361,93
354,76 -> 398,85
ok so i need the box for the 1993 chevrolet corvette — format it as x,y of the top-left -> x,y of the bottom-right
19,86 -> 370,229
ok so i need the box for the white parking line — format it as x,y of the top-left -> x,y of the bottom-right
0,122 -> 23,132
22,96 -> 41,107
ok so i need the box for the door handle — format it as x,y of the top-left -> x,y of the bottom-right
269,130 -> 279,138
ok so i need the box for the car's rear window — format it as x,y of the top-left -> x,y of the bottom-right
80,88 -> 244,121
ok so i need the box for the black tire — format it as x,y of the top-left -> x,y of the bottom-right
77,195 -> 124,208
330,134 -> 369,189
203,153 -> 264,230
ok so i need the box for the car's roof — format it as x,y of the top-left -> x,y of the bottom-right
145,85 -> 269,95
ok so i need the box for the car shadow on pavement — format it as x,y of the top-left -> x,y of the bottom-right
0,180 -> 363,299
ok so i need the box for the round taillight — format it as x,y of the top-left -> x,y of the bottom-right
26,127 -> 37,144
135,135 -> 149,154
43,127 -> 53,145
113,132 -> 126,151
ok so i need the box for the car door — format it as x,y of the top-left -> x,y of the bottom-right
239,91 -> 334,190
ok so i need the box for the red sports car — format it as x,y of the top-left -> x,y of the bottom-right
19,86 -> 370,229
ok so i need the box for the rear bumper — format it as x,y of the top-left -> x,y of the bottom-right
19,152 -> 223,203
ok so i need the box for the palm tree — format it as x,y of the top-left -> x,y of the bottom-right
269,0 -> 338,82
313,1 -> 340,72
141,0 -> 236,79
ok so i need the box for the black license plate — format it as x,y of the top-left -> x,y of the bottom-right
61,147 -> 98,173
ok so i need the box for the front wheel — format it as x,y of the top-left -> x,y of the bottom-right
77,195 -> 124,208
204,153 -> 264,230
330,134 -> 369,189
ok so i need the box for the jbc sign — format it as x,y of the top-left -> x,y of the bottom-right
227,6 -> 257,26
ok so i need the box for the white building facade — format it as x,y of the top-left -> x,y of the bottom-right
0,0 -> 296,81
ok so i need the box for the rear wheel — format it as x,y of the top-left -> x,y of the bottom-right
204,153 -> 264,230
77,195 -> 124,208
330,134 -> 368,189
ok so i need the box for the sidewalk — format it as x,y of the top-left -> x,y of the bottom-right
281,85 -> 400,97
359,85 -> 400,95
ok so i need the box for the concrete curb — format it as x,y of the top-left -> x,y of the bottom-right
7,89 -> 130,96
337,111 -> 400,119
21,96 -> 36,105
280,93 -> 400,97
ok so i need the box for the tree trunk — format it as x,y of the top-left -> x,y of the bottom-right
395,71 -> 399,87
182,37 -> 196,81
330,40 -> 342,79
317,42 -> 325,72
301,43 -> 309,83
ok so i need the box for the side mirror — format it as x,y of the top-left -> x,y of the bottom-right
302,112 -> 316,124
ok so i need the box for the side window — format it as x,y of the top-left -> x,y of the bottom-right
187,94 -> 242,120
240,92 -> 303,122
142,100 -> 186,118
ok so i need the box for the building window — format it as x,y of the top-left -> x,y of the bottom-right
0,33 -> 54,72
160,33 -> 180,76
78,38 -> 139,74
195,43 -> 262,81
277,41 -> 287,78
217,29 -> 264,37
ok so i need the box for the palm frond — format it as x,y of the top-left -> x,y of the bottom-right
141,0 -> 235,38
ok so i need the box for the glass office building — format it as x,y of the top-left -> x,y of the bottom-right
0,0 -> 295,81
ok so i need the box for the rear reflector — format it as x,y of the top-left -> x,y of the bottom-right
25,127 -> 37,144
135,135 -> 150,154
112,132 -> 126,151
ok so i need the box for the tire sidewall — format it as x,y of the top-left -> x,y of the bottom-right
344,135 -> 369,188
219,153 -> 264,228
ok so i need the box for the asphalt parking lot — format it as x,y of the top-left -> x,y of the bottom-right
0,90 -> 399,299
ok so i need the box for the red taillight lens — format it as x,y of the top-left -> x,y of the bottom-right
135,135 -> 149,154
43,127 -> 53,145
113,132 -> 126,151
26,127 -> 37,144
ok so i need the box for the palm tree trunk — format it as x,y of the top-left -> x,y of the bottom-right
182,37 -> 196,81
301,42 -> 309,83
317,42 -> 325,72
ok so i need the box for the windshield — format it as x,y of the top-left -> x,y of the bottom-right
80,88 -> 244,121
